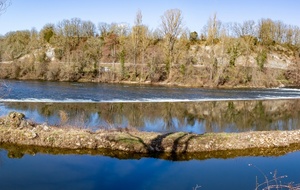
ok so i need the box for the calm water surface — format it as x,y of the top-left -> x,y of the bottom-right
1,149 -> 300,190
1,80 -> 300,133
1,100 -> 300,133
1,80 -> 300,189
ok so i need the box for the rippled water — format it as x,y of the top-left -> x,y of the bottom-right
1,80 -> 300,133
1,80 -> 300,189
1,80 -> 300,103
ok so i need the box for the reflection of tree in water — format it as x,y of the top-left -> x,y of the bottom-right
161,103 -> 174,130
160,103 -> 195,132
106,104 -> 124,126
126,103 -> 145,128
0,81 -> 10,98
3,100 -> 300,133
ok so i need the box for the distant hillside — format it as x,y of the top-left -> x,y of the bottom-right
0,14 -> 299,88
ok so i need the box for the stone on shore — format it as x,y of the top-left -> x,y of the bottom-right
1,112 -> 300,154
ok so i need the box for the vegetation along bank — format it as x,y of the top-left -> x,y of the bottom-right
0,10 -> 299,88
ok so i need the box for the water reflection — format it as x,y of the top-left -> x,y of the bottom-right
1,99 -> 300,133
1,144 -> 300,190
2,142 -> 300,161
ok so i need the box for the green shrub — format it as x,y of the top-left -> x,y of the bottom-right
256,50 -> 267,71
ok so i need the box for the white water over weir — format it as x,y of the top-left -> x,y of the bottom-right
1,80 -> 300,103
1,80 -> 300,134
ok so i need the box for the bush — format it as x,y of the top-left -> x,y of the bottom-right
256,50 -> 268,71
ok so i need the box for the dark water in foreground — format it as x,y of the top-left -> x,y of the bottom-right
1,149 -> 300,190
1,80 -> 300,189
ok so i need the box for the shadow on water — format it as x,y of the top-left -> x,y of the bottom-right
2,99 -> 300,160
2,140 -> 300,161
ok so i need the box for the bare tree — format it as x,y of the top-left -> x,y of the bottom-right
132,9 -> 143,76
257,18 -> 276,46
206,13 -> 221,44
0,0 -> 11,97
293,26 -> 300,46
0,0 -> 10,15
204,13 -> 221,82
232,20 -> 256,38
159,9 -> 184,73
130,9 -> 150,80
81,21 -> 96,37
139,25 -> 151,81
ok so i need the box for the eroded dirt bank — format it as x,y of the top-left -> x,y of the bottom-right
1,112 -> 300,154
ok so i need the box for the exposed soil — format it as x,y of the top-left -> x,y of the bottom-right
1,112 -> 300,155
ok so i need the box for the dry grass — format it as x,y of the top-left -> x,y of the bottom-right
249,164 -> 300,190
2,112 -> 300,155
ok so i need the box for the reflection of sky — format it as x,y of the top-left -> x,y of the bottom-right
143,118 -> 207,134
0,104 -> 59,125
1,150 -> 300,189
1,101 -> 300,133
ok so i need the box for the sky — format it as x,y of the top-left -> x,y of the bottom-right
0,0 -> 299,35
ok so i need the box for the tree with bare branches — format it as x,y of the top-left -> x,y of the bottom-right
203,13 -> 221,83
131,10 -> 143,77
0,0 -> 10,15
159,9 -> 184,74
0,0 -> 11,97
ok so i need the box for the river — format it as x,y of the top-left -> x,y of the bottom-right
1,80 -> 300,189
1,80 -> 300,103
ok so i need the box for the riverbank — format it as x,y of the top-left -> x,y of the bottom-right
1,112 -> 300,155
0,64 -> 295,88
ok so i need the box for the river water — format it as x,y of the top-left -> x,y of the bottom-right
1,80 -> 300,103
1,80 -> 300,133
1,80 -> 300,189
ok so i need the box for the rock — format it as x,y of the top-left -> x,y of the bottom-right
3,112 -> 35,129
37,123 -> 50,131
75,143 -> 81,147
9,112 -> 25,120
43,125 -> 49,131
24,130 -> 38,139
20,120 -> 29,129
6,112 -> 25,128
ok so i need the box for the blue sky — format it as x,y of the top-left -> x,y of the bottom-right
0,0 -> 299,35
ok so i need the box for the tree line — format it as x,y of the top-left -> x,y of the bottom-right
0,9 -> 299,87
